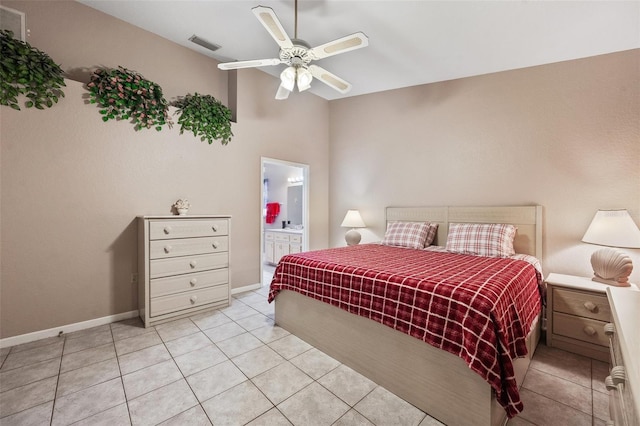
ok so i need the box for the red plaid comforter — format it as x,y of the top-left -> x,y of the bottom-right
268,244 -> 542,418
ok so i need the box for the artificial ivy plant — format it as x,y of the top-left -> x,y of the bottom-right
86,66 -> 172,131
173,93 -> 233,145
0,29 -> 65,110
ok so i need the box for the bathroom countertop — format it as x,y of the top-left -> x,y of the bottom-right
265,228 -> 303,234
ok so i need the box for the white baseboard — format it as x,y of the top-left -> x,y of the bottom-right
0,310 -> 139,349
231,282 -> 263,295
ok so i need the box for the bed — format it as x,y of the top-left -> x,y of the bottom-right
269,205 -> 543,426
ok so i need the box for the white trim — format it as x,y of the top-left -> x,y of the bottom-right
231,283 -> 262,295
0,310 -> 139,349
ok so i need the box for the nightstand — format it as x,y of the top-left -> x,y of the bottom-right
545,273 -> 612,362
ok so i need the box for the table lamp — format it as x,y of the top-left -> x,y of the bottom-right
581,209 -> 640,286
341,210 -> 366,246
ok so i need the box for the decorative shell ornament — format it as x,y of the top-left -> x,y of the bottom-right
173,199 -> 190,216
590,248 -> 633,286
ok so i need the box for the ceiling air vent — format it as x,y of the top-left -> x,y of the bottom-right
188,35 -> 221,52
0,5 -> 26,41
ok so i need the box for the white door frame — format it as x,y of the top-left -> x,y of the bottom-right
260,157 -> 310,287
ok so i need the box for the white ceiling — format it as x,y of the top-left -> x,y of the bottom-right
79,1 -> 639,101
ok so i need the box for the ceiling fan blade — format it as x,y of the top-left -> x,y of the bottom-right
252,6 -> 294,50
275,83 -> 291,100
310,32 -> 369,60
217,58 -> 282,70
308,65 -> 352,94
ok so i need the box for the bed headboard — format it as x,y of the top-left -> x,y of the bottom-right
385,205 -> 543,259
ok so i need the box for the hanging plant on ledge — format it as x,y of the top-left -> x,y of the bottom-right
172,93 -> 233,145
86,66 -> 172,131
0,29 -> 66,110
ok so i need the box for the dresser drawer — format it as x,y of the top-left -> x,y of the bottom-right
150,269 -> 228,298
290,234 -> 302,244
552,312 -> 608,347
265,232 -> 275,241
150,285 -> 228,317
553,288 -> 610,322
149,236 -> 228,259
149,219 -> 228,240
150,253 -> 228,279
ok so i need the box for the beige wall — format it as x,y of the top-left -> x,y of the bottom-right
0,1 -> 329,338
329,49 -> 640,283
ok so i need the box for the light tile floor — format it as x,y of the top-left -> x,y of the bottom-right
0,277 -> 612,426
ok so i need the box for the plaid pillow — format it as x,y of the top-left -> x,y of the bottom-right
445,223 -> 517,257
424,223 -> 439,246
382,222 -> 433,249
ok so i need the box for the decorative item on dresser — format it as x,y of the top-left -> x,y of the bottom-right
605,286 -> 639,426
264,229 -> 302,265
137,215 -> 231,328
545,273 -> 615,362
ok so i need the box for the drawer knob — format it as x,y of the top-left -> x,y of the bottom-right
212,242 -> 219,249
190,278 -> 197,287
605,375 -> 617,391
583,301 -> 598,312
611,366 -> 626,385
604,323 -> 615,336
190,261 -> 197,269
212,225 -> 218,232
190,296 -> 198,304
583,326 -> 597,336
164,245 -> 172,254
164,226 -> 171,235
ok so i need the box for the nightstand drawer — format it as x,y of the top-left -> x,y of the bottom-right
553,288 -> 610,322
552,312 -> 608,347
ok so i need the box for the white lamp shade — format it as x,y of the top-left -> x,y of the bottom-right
296,68 -> 313,92
280,67 -> 296,92
582,209 -> 640,249
341,210 -> 366,228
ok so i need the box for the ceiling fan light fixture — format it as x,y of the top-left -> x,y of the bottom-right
296,67 -> 313,92
280,66 -> 296,92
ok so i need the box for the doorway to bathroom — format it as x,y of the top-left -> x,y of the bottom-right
260,157 -> 309,287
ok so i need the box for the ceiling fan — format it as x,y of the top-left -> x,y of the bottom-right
217,0 -> 369,100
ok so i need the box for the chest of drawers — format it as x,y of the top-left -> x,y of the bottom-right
138,215 -> 231,327
546,273 -> 611,361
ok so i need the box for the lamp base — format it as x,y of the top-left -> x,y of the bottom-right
591,276 -> 631,287
345,229 -> 362,246
590,248 -> 633,287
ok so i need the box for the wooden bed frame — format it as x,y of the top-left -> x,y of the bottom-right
274,205 -> 543,426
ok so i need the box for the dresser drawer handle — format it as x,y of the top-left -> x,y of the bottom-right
604,323 -> 615,336
583,326 -> 597,336
583,301 -> 597,313
164,245 -> 172,254
611,366 -> 626,385
212,225 -> 218,232
189,261 -> 197,269
163,226 -> 171,235
190,296 -> 198,304
212,242 -> 219,249
190,278 -> 197,287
